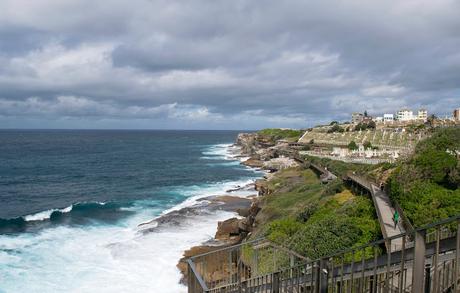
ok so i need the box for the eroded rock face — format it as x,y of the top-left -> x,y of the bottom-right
236,133 -> 258,155
242,158 -> 264,168
215,218 -> 246,240
256,147 -> 278,161
235,133 -> 277,156
255,179 -> 271,196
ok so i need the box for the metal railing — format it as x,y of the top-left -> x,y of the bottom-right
187,215 -> 460,293
187,238 -> 309,292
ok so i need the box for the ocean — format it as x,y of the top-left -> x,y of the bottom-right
0,130 -> 261,292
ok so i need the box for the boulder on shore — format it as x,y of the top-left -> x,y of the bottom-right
242,158 -> 264,168
215,218 -> 248,240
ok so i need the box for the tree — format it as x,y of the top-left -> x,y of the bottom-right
414,148 -> 457,185
363,141 -> 372,149
427,114 -> 438,127
348,141 -> 358,150
330,121 -> 339,125
368,121 -> 376,129
354,123 -> 367,131
364,110 -> 368,117
328,124 -> 344,133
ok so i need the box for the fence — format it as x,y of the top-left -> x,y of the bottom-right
187,238 -> 309,292
187,215 -> 460,293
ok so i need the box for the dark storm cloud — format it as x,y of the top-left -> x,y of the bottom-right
0,0 -> 459,129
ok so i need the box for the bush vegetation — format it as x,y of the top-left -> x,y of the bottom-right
252,167 -> 380,260
388,127 -> 460,227
354,121 -> 376,131
348,140 -> 358,150
328,124 -> 345,133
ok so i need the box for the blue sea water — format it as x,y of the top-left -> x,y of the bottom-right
0,130 -> 260,292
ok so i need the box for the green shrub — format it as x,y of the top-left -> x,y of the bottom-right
348,140 -> 358,150
297,203 -> 319,222
267,218 -> 303,244
328,124 -> 345,133
388,127 -> 460,226
322,179 -> 344,196
414,147 -> 457,184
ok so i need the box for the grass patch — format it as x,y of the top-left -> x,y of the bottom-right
258,128 -> 304,142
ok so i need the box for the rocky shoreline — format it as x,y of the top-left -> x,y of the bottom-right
175,132 -> 302,284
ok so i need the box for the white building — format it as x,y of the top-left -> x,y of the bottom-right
418,109 -> 428,121
351,112 -> 364,124
375,116 -> 383,123
397,109 -> 413,121
383,114 -> 394,123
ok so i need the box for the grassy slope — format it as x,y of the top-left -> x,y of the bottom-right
257,128 -> 304,142
252,167 -> 381,260
303,154 -> 395,183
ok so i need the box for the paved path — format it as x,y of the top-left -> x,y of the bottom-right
370,184 -> 405,252
309,162 -> 337,182
346,173 -> 406,252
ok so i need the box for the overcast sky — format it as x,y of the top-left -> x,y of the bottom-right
0,0 -> 459,129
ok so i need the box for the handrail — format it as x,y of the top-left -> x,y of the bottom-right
346,172 -> 390,243
327,214 -> 460,258
188,214 -> 460,293
189,237 -> 266,260
186,258 -> 209,291
394,201 -> 415,233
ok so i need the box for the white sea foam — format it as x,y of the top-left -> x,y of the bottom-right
0,208 -> 235,293
201,143 -> 255,169
0,143 -> 262,293
23,205 -> 74,222
201,143 -> 246,161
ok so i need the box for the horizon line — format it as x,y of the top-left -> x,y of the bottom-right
0,128 -> 260,131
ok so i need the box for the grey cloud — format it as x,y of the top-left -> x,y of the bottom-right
0,0 -> 459,129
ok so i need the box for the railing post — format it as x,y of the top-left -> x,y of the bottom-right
412,230 -> 426,293
319,258 -> 329,293
424,264 -> 431,293
239,280 -> 247,293
188,262 -> 193,293
369,276 -> 374,293
272,272 -> 280,293
455,220 -> 460,292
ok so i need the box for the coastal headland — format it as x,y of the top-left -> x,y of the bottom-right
177,126 -> 460,288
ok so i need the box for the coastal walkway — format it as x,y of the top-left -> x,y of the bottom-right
310,162 -> 337,183
292,153 -> 337,183
293,151 -> 407,252
346,173 -> 406,252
